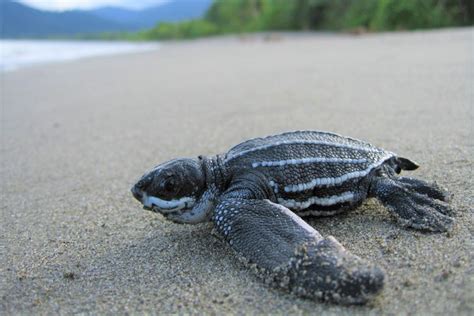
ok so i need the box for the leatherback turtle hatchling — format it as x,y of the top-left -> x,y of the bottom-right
131,130 -> 453,304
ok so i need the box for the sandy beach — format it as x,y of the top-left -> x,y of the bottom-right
1,28 -> 473,314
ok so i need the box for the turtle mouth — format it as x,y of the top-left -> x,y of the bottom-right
141,193 -> 195,214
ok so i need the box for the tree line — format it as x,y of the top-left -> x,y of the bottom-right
121,0 -> 474,40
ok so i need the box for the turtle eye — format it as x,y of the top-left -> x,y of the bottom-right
160,177 -> 176,194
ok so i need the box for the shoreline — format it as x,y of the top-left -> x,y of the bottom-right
2,26 -> 471,73
0,39 -> 160,72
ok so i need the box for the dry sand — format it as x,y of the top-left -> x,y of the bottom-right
1,28 -> 473,315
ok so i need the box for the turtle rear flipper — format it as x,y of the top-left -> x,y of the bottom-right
396,157 -> 419,171
370,176 -> 454,232
397,177 -> 450,202
213,198 -> 385,304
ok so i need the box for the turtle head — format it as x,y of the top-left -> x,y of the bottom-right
131,157 -> 210,223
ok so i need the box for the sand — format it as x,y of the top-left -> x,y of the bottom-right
1,28 -> 473,315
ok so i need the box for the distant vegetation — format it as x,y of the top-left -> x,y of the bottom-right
135,0 -> 473,40
4,0 -> 470,40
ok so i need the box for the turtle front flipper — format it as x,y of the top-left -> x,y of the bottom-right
369,176 -> 454,232
213,198 -> 384,304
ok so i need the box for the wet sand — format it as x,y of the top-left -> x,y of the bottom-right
1,28 -> 473,314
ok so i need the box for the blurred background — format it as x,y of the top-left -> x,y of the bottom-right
1,0 -> 473,70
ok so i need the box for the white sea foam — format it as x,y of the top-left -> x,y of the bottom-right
0,40 -> 159,72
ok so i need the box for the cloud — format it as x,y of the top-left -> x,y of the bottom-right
18,0 -> 169,11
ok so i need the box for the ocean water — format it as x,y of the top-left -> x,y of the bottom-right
0,40 -> 160,72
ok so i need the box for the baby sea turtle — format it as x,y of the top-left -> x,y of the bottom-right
131,130 -> 453,304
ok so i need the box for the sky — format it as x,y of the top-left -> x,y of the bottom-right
18,0 -> 169,11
